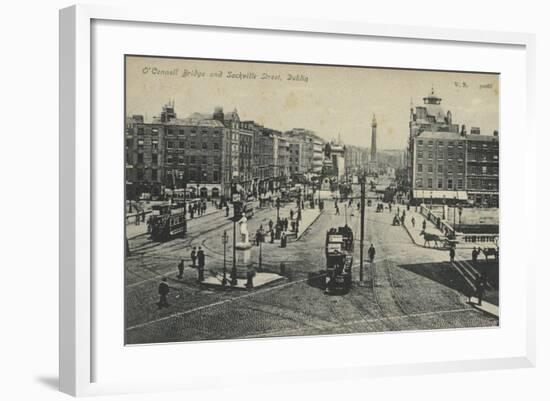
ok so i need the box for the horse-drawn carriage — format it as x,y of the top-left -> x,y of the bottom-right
376,203 -> 384,213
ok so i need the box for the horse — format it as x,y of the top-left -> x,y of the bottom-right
419,230 -> 442,248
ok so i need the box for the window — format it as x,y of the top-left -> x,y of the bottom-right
178,155 -> 185,165
179,129 -> 185,136
137,139 -> 144,150
457,179 -> 463,189
167,129 -> 173,135
179,141 -> 185,149
190,156 -> 196,164
447,179 -> 453,189
190,141 -> 196,149
482,166 -> 487,174
151,169 -> 157,181
137,127 -> 144,135
166,155 -> 173,164
213,170 -> 220,182
167,141 -> 174,149
214,142 -> 220,150
126,138 -> 132,148
417,140 -> 423,145
437,178 -> 443,189
417,151 -> 423,158
427,178 -> 433,188
417,164 -> 423,172
137,153 -> 144,163
428,152 -> 433,159
202,142 -> 208,149
428,140 -> 433,146
152,128 -> 159,135
152,154 -> 158,164
137,169 -> 144,181
438,165 -> 443,173
202,156 -> 207,164
428,165 -> 433,173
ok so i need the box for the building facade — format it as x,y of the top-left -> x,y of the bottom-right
407,89 -> 499,207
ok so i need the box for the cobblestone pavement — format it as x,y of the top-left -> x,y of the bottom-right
125,192 -> 498,345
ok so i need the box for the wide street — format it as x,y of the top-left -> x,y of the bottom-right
125,191 -> 498,344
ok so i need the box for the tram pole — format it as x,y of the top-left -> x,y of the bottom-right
359,174 -> 365,283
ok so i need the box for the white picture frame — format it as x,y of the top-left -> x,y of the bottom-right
59,4 -> 536,397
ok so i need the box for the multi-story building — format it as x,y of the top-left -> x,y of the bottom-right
407,90 -> 499,207
288,140 -> 302,176
125,103 -> 232,200
312,138 -> 324,174
465,130 -> 499,207
274,133 -> 290,189
411,131 -> 468,203
345,145 -> 369,178
125,116 -> 165,199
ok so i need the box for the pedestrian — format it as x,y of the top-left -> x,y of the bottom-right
141,210 -> 146,222
472,247 -> 478,263
422,219 -> 427,230
225,205 -> 230,217
135,213 -> 139,226
270,228 -> 274,244
449,246 -> 455,263
280,232 -> 287,248
158,277 -> 170,309
335,205 -> 340,215
197,247 -> 205,282
411,217 -> 416,228
268,219 -> 273,231
368,243 -> 376,263
475,276 -> 486,306
177,259 -> 184,279
190,247 -> 197,268
290,209 -> 294,220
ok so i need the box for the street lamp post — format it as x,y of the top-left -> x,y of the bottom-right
222,230 -> 228,286
230,182 -> 238,286
258,226 -> 264,270
359,174 -> 366,283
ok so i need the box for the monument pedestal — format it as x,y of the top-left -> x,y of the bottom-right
233,241 -> 254,279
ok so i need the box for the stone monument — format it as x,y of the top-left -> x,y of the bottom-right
234,215 -> 253,278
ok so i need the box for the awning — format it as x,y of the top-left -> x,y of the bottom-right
413,190 -> 468,201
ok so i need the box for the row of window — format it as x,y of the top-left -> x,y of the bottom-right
166,141 -> 220,150
417,164 -> 465,173
136,127 -> 221,136
417,151 -> 465,160
416,178 -> 464,190
417,139 -> 464,148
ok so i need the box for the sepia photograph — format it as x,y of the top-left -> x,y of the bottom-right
124,55 -> 500,345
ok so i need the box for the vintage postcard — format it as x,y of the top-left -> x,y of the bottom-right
124,55 -> 499,344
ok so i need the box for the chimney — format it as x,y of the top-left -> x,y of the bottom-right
493,130 -> 499,137
460,124 -> 467,136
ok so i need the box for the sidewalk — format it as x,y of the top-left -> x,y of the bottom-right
467,298 -> 499,317
275,205 -> 322,242
399,206 -> 443,247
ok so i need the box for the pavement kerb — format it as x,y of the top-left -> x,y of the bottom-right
296,209 -> 323,241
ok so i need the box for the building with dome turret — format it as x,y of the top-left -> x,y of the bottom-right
405,88 -> 499,207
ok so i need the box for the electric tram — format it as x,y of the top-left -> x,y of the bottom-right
149,202 -> 187,241
324,225 -> 354,294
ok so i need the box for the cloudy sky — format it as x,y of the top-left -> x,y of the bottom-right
126,56 -> 499,150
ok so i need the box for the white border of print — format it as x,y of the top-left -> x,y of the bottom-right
59,4 -> 536,397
